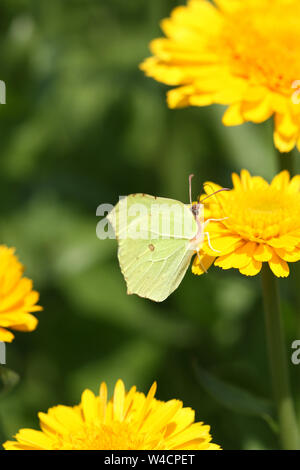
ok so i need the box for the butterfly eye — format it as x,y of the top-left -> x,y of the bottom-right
191,204 -> 199,217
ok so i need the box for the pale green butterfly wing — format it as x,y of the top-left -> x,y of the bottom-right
107,194 -> 198,302
119,237 -> 195,302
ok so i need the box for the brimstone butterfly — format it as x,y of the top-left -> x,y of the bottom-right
107,176 -> 227,302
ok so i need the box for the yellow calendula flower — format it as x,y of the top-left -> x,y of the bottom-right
193,170 -> 300,278
141,0 -> 300,152
0,245 -> 42,343
3,380 -> 220,450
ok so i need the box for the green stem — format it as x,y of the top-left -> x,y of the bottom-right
0,368 -> 5,443
276,149 -> 300,343
261,263 -> 299,450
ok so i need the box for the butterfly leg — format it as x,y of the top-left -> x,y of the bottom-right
202,217 -> 228,252
193,217 -> 227,271
204,231 -> 221,254
203,217 -> 228,229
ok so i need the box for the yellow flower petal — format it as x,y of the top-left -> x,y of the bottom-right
192,170 -> 300,278
222,103 -> 244,126
268,252 -> 290,278
271,170 -> 290,190
274,131 -> 298,153
3,380 -> 220,451
99,382 -> 108,422
254,244 -> 273,262
288,175 -> 300,193
113,379 -> 125,422
214,242 -> 256,270
192,254 -> 215,275
239,258 -> 262,276
81,389 -> 98,425
8,429 -> 53,450
39,411 -> 71,436
241,97 -> 273,123
167,86 -> 195,108
203,235 -> 243,257
275,113 -> 299,139
0,327 -> 14,343
202,181 -> 223,197
141,0 -> 300,152
274,247 -> 300,262
0,246 -> 42,342
214,253 -> 238,270
141,400 -> 182,435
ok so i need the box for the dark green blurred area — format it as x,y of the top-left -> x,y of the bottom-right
0,0 -> 299,450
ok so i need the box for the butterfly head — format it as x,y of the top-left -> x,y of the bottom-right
189,174 -> 202,219
191,202 -> 201,218
188,174 -> 230,220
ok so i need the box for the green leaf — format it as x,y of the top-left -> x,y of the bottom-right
0,367 -> 20,397
194,362 -> 274,419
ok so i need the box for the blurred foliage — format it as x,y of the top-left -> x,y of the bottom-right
0,0 -> 299,450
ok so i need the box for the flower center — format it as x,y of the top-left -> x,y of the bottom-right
218,1 -> 300,95
53,422 -> 146,450
211,187 -> 300,241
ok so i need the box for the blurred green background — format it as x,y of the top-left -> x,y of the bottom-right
0,0 -> 299,450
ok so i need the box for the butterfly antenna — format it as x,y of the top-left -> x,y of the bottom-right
200,187 -> 230,204
200,183 -> 230,217
189,174 -> 194,205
